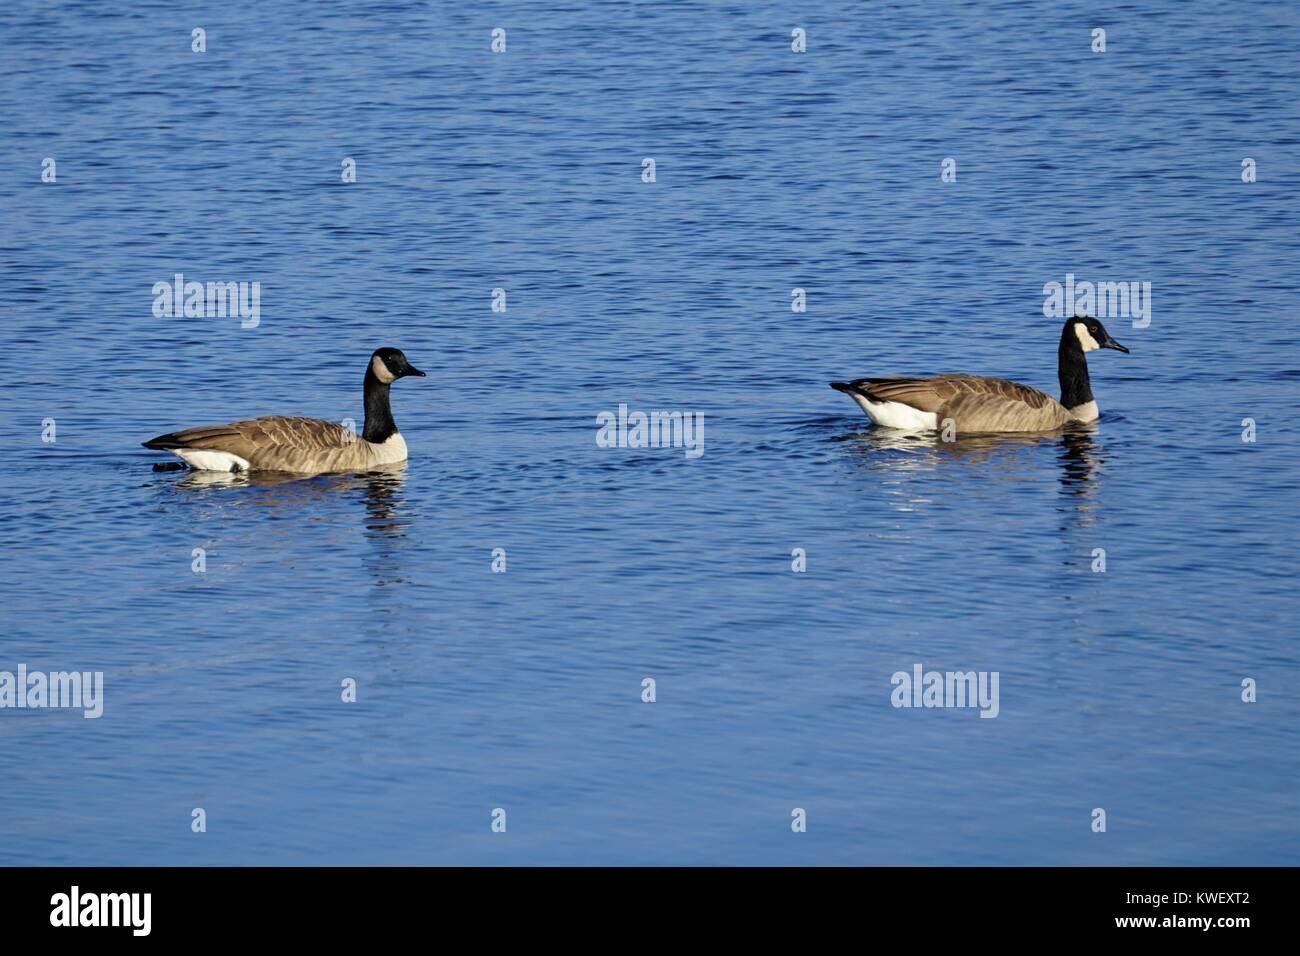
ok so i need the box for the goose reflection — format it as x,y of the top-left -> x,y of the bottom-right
156,462 -> 414,587
834,423 -> 1103,523
172,461 -> 409,525
1056,429 -> 1101,496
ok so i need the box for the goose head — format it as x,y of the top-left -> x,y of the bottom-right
369,348 -> 427,384
1066,316 -> 1129,355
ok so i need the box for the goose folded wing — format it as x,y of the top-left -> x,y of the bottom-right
146,416 -> 353,457
852,376 -> 963,413
932,377 -> 1066,431
856,375 -> 1066,431
859,375 -> 1051,408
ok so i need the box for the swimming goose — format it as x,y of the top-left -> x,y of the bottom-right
142,348 -> 426,473
831,316 -> 1128,433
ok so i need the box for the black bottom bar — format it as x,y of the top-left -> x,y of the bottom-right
0,866 -> 1281,941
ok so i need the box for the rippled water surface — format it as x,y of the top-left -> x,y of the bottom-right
1,1 -> 1297,865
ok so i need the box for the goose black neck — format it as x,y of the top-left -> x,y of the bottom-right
362,368 -> 398,443
1058,329 -> 1094,410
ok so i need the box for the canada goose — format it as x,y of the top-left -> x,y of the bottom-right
142,348 -> 426,474
830,316 -> 1129,433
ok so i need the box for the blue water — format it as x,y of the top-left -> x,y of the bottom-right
1,1 -> 1297,865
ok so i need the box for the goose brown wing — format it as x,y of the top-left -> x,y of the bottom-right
143,416 -> 353,460
851,376 -> 956,413
856,375 -> 1070,432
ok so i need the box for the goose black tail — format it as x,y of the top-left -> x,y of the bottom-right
142,433 -> 185,450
